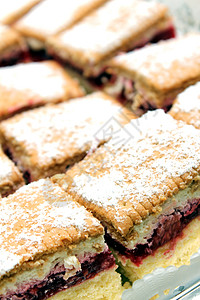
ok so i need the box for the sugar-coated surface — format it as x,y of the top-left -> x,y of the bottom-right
0,61 -> 83,118
0,92 -> 129,168
16,0 -> 107,36
62,110 -> 200,235
0,0 -> 40,24
0,179 -> 102,279
170,82 -> 200,128
110,34 -> 200,90
56,0 -> 167,63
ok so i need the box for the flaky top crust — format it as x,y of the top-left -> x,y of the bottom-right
0,0 -> 41,25
0,61 -> 84,120
0,24 -> 25,55
47,0 -> 168,68
0,92 -> 136,180
109,33 -> 200,93
15,0 -> 108,41
0,179 -> 103,280
55,110 -> 200,238
0,147 -> 24,196
169,82 -> 200,129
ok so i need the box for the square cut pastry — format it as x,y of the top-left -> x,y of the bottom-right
0,92 -> 136,182
15,0 -> 108,51
169,82 -> 200,129
0,0 -> 41,25
0,179 -> 122,299
107,33 -> 200,114
0,146 -> 24,197
0,61 -> 84,120
47,0 -> 175,79
54,110 -> 200,283
0,24 -> 27,66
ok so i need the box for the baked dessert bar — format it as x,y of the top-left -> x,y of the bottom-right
15,0 -> 108,51
0,92 -> 136,182
0,61 -> 84,120
0,146 -> 24,197
54,110 -> 200,283
169,82 -> 200,129
0,179 -> 122,299
0,0 -> 41,25
107,33 -> 200,114
47,0 -> 175,79
0,24 -> 27,66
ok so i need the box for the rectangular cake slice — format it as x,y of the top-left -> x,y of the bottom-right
47,0 -> 175,80
0,179 -> 122,299
0,24 -> 27,66
0,92 -> 136,181
15,0 -> 108,51
0,146 -> 24,197
169,81 -> 200,129
54,110 -> 200,283
0,0 -> 41,25
107,33 -> 200,114
0,61 -> 84,120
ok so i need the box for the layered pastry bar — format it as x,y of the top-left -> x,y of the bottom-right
169,82 -> 200,129
0,24 -> 27,66
47,0 -> 175,81
0,92 -> 136,181
0,61 -> 84,120
107,33 -> 200,114
0,179 -> 122,299
0,0 -> 41,25
0,146 -> 24,197
54,110 -> 200,283
15,0 -> 108,51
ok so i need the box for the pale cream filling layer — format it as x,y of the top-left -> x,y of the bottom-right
0,235 -> 105,295
109,184 -> 200,249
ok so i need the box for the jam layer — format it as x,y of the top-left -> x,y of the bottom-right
1,249 -> 115,300
106,199 -> 200,266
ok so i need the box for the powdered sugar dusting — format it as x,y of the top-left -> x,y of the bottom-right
17,0 -> 107,36
0,179 -> 102,278
58,0 -> 167,63
0,92 -> 125,168
112,34 -> 200,89
173,82 -> 200,113
69,110 -> 200,229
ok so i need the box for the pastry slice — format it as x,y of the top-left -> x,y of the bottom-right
107,33 -> 200,114
0,178 -> 122,299
0,61 -> 84,120
0,0 -> 41,25
0,146 -> 24,197
47,0 -> 175,80
15,0 -> 108,51
0,24 -> 27,66
54,110 -> 200,283
0,92 -> 136,181
169,82 -> 200,129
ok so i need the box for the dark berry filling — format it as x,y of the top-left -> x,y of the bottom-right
105,199 -> 200,266
1,249 -> 115,300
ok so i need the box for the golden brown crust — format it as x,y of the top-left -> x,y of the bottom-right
0,0 -> 41,25
0,61 -> 84,120
0,92 -> 136,181
109,34 -> 200,108
0,147 -> 24,197
46,0 -> 169,76
54,110 -> 200,238
15,0 -> 108,42
0,178 -> 103,280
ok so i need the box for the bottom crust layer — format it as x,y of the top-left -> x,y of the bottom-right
48,268 -> 123,300
114,217 -> 200,283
